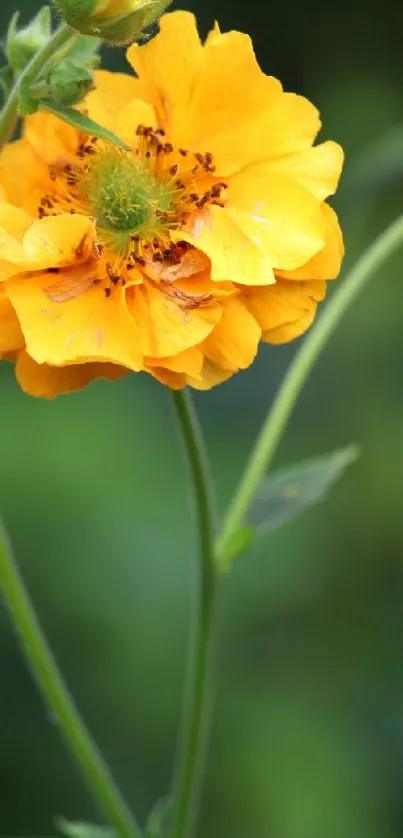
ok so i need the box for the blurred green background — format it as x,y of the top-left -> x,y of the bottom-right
2,0 -> 403,836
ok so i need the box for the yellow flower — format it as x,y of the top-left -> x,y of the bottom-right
0,11 -> 344,398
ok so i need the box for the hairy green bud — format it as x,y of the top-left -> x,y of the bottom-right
51,0 -> 171,45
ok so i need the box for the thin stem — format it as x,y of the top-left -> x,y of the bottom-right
216,214 -> 403,568
0,23 -> 75,148
169,389 -> 217,838
0,522 -> 140,838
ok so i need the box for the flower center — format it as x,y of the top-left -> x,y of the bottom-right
37,127 -> 228,299
75,147 -> 175,254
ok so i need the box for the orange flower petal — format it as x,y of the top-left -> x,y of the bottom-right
145,365 -> 186,389
186,359 -> 232,390
177,29 -> 282,172
16,349 -> 127,398
130,280 -> 222,357
0,286 -> 24,351
263,141 -> 344,201
263,310 -> 317,344
0,139 -> 47,215
146,346 -> 204,377
21,215 -> 95,268
226,169 -> 326,272
129,13 -> 320,176
277,204 -> 344,281
201,296 -> 261,372
86,70 -> 156,146
6,274 -> 142,369
176,207 -> 275,287
127,11 -> 203,139
242,278 -> 326,333
24,110 -> 78,164
0,202 -> 34,241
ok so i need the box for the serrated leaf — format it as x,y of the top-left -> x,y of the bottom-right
248,445 -> 359,537
40,101 -> 130,150
56,819 -> 115,838
219,524 -> 254,571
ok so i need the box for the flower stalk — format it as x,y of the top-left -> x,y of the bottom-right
169,389 -> 217,838
0,522 -> 140,838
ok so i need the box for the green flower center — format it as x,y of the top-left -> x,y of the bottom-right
79,149 -> 174,253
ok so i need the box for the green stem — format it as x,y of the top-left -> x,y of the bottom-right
169,389 -> 217,838
0,522 -> 140,838
0,23 -> 75,148
216,214 -> 403,568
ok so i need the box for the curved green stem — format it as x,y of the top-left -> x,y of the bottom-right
169,389 -> 217,838
0,522 -> 140,838
0,23 -> 75,148
216,214 -> 403,568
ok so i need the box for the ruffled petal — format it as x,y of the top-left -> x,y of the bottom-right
263,310 -> 316,344
176,207 -> 275,286
241,278 -> 326,334
186,359 -> 232,390
0,139 -> 48,215
127,11 -> 203,139
130,280 -> 222,357
201,295 -> 261,371
225,168 -> 326,272
0,215 -> 95,275
146,346 -> 203,377
0,286 -> 24,351
182,37 -> 320,175
86,70 -> 156,145
128,14 -> 320,176
24,110 -> 78,163
145,365 -> 186,389
5,273 -> 142,369
277,204 -> 344,281
263,141 -> 344,201
16,349 -> 127,398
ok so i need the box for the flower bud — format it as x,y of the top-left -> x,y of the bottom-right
47,59 -> 95,105
52,0 -> 172,45
6,7 -> 51,75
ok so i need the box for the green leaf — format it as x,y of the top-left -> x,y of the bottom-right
248,445 -> 359,537
219,524 -> 254,570
39,100 -> 130,150
56,819 -> 115,838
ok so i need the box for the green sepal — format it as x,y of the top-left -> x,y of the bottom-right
6,7 -> 51,75
39,99 -> 130,149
